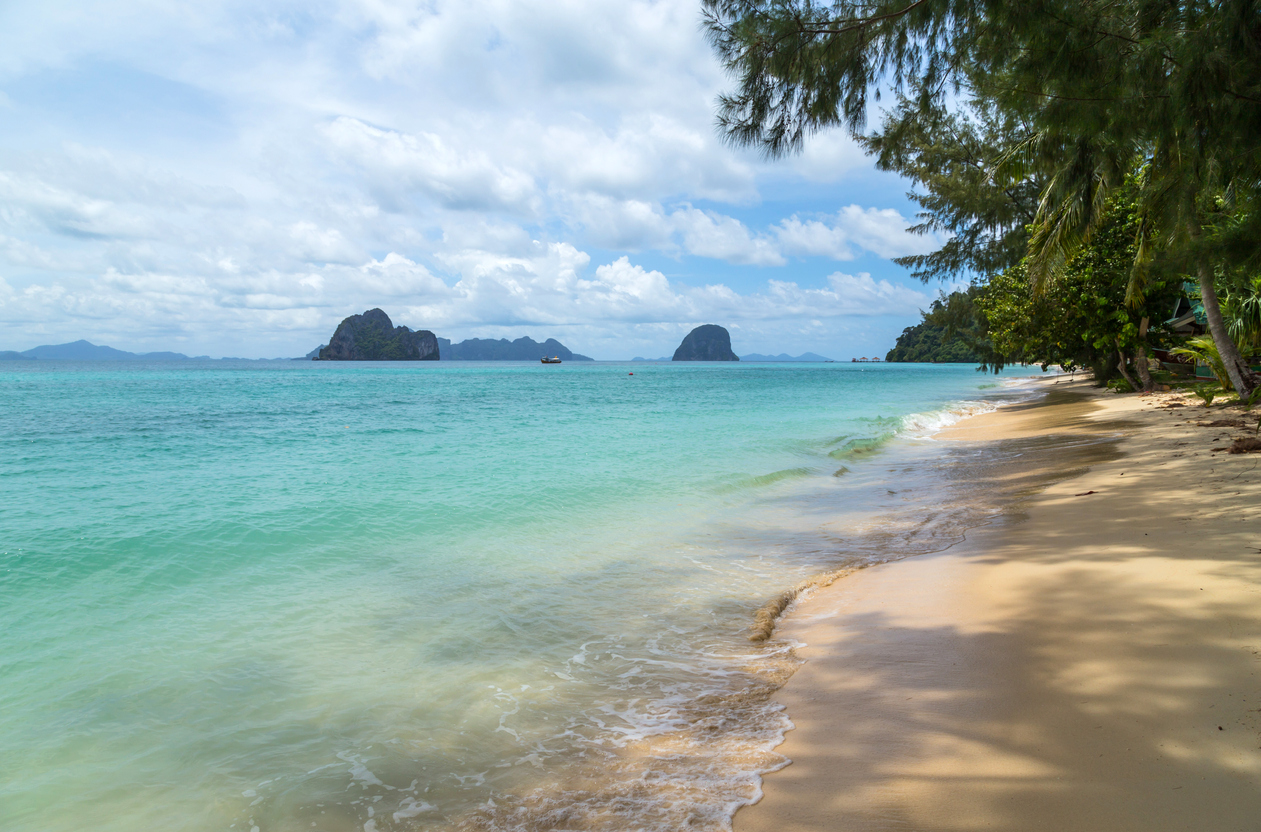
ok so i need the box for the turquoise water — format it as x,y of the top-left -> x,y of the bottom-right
0,361 -> 1046,832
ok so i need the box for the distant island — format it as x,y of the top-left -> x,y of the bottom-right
437,336 -> 593,361
316,309 -> 439,361
2,328 -> 596,363
0,340 -> 212,361
0,333 -> 831,364
672,325 -> 739,361
740,352 -> 833,362
632,351 -> 832,362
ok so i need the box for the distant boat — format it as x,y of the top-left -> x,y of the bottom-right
540,356 -> 562,364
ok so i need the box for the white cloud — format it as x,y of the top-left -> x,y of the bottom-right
324,117 -> 539,214
775,206 -> 939,261
563,194 -> 675,251
0,234 -> 62,269
345,252 -> 451,298
416,246 -> 926,330
0,0 -> 939,358
538,114 -> 755,204
0,233 -> 932,356
671,207 -> 785,267
562,202 -> 934,267
286,222 -> 361,264
785,131 -> 870,182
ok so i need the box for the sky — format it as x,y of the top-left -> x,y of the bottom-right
0,0 -> 957,360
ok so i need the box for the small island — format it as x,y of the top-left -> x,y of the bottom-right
672,324 -> 739,361
315,309 -> 440,361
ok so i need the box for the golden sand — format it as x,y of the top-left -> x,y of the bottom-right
736,377 -> 1261,832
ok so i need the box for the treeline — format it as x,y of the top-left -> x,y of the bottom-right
704,0 -> 1261,395
884,293 -> 984,364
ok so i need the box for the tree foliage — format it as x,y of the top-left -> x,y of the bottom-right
891,187 -> 1182,382
885,290 -> 988,363
1221,274 -> 1261,355
703,0 -> 1261,395
863,98 -> 1042,282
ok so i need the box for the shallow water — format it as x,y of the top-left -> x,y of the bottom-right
1,360 -> 1053,832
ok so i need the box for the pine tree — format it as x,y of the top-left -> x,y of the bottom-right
703,0 -> 1261,395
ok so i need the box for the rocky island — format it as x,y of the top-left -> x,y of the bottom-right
672,324 -> 739,361
315,309 -> 439,361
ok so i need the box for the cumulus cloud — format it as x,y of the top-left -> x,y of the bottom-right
774,206 -> 941,261
418,246 -> 927,330
1,230 -> 931,356
834,205 -> 941,259
0,0 -> 940,358
561,200 -> 935,266
563,194 -> 675,251
323,117 -> 539,214
671,208 -> 785,266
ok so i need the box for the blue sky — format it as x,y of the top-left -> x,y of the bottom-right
0,0 -> 958,359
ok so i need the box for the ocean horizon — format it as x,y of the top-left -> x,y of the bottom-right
2,360 -> 1051,832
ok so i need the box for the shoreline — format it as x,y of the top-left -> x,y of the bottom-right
737,378 -> 1261,831
748,372 -> 1066,644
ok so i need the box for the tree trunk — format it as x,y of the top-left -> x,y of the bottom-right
1134,316 -> 1154,392
1190,223 -> 1256,398
1115,342 -> 1140,392
1134,344 -> 1154,392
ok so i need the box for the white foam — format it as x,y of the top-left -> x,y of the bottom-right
336,752 -> 387,788
392,797 -> 435,821
900,377 -> 1053,441
898,399 -> 1005,439
595,699 -> 691,743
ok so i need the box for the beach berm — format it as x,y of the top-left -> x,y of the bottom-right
738,377 -> 1261,832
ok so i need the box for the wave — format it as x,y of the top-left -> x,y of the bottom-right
827,434 -> 896,460
438,383 -> 1088,832
716,466 -> 814,493
722,380 -> 1049,500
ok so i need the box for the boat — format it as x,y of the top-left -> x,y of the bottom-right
540,356 -> 562,364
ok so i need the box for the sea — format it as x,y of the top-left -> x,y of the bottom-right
1,359 -> 1060,832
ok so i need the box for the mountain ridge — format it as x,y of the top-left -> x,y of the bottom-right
739,352 -> 832,362
6,340 -> 208,361
436,336 -> 593,361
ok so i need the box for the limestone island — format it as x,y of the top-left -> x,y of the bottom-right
315,309 -> 439,361
672,324 -> 739,361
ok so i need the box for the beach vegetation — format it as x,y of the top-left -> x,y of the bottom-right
1241,387 -> 1261,411
885,289 -> 989,363
703,0 -> 1261,397
906,185 -> 1181,385
1192,384 -> 1218,408
1173,337 -> 1231,391
1222,275 -> 1261,357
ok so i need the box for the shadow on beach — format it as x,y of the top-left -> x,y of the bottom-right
738,383 -> 1261,832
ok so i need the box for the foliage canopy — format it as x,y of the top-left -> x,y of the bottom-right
704,0 -> 1261,394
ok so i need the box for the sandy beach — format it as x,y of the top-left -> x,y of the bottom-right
737,377 -> 1261,832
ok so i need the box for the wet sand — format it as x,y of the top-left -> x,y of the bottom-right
736,378 -> 1261,832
